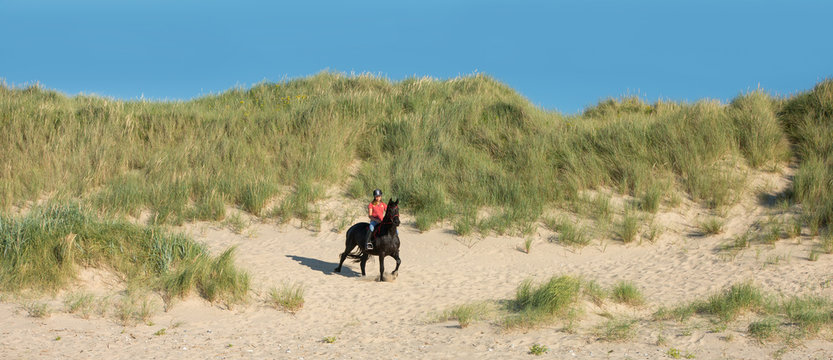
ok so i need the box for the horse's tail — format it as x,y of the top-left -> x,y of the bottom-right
344,226 -> 366,262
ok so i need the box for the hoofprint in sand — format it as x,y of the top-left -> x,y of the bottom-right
3,172 -> 833,359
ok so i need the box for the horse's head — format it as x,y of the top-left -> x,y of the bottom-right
386,198 -> 400,227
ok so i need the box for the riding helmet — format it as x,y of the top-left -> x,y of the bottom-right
373,189 -> 382,197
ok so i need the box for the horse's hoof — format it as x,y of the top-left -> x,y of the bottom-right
334,268 -> 341,273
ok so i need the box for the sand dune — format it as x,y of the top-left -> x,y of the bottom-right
3,170 -> 833,359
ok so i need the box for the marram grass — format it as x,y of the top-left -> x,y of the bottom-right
0,202 -> 249,305
5,73 -> 826,233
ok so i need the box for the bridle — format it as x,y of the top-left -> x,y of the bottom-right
380,205 -> 399,225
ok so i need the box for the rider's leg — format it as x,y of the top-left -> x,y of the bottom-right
366,221 -> 378,250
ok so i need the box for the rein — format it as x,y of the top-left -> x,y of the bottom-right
379,206 -> 399,225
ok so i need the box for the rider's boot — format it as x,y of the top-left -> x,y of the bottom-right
365,229 -> 374,250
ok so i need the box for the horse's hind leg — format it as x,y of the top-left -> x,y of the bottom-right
391,251 -> 401,276
335,235 -> 354,273
334,249 -> 350,273
359,253 -> 369,276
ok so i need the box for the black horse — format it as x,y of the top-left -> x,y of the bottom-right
335,199 -> 401,281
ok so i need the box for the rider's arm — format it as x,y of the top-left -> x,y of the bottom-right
368,204 -> 374,219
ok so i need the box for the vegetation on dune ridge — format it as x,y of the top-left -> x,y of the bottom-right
778,80 -> 833,230
0,73 -> 829,234
0,202 -> 250,305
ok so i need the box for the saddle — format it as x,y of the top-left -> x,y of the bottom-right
369,223 -> 382,240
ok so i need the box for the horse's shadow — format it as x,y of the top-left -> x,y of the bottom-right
285,255 -> 359,277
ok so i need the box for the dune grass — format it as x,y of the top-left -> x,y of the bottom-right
502,275 -> 582,329
546,217 -> 591,247
655,282 -> 765,323
1,73 -> 812,234
116,291 -> 158,326
654,282 -> 833,343
611,281 -> 644,306
437,302 -> 493,328
595,317 -> 638,342
618,210 -> 641,243
698,217 -> 725,236
780,80 -> 833,231
748,317 -> 780,342
64,291 -> 96,318
268,281 -> 305,313
0,202 -> 250,306
23,301 -> 51,318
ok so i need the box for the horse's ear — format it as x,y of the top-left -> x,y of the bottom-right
388,197 -> 392,204
394,198 -> 399,205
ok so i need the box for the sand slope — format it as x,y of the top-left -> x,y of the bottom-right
3,171 -> 833,359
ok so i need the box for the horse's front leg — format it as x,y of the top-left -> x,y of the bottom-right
378,253 -> 386,282
359,253 -> 369,276
391,251 -> 401,276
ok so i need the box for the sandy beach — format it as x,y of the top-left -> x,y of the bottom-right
2,170 -> 833,359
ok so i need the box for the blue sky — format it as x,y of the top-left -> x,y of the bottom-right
1,0 -> 831,113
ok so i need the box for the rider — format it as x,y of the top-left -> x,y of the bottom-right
366,189 -> 386,250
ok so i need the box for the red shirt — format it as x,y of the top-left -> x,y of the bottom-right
368,202 -> 387,222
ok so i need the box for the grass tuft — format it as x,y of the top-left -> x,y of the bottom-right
548,218 -> 590,247
64,291 -> 96,318
23,301 -> 51,318
698,282 -> 765,322
596,317 -> 638,342
0,202 -> 250,308
503,276 -> 581,328
698,217 -> 725,236
611,281 -> 644,306
438,302 -> 491,328
783,296 -> 832,334
268,281 -> 305,313
619,210 -> 640,243
528,343 -> 548,356
748,317 -> 780,342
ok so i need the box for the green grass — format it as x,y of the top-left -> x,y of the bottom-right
783,296 -> 832,334
611,281 -> 644,306
528,343 -> 548,356
748,317 -> 780,341
321,336 -> 337,344
547,218 -> 590,247
64,291 -> 96,318
656,283 -> 765,323
503,275 -> 582,328
595,317 -> 638,342
640,182 -> 665,213
23,301 -> 50,318
655,283 -> 833,342
582,279 -> 607,306
697,282 -> 766,322
698,217 -> 725,236
222,213 -> 249,234
780,80 -> 833,231
666,347 -> 695,359
437,302 -> 491,328
619,210 -> 640,243
2,73 -> 813,234
268,281 -> 305,313
0,202 -> 250,306
728,91 -> 791,169
116,291 -> 158,326
820,230 -> 833,254
521,238 -> 533,254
